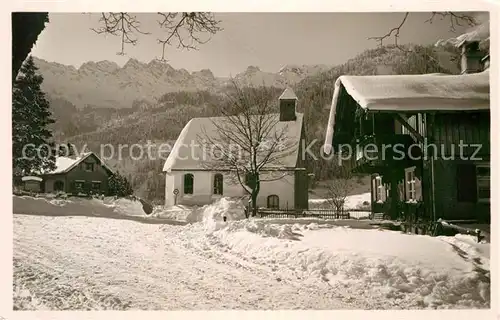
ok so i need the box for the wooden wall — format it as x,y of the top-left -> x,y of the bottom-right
431,112 -> 490,157
433,158 -> 490,222
430,111 -> 490,222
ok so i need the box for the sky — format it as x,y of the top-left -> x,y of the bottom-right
31,12 -> 477,77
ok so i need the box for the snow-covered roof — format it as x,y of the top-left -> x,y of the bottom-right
279,88 -> 298,100
324,70 -> 490,154
163,113 -> 304,172
43,152 -> 113,175
21,176 -> 43,182
338,70 -> 489,112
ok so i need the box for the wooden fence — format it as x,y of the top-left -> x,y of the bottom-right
258,208 -> 371,220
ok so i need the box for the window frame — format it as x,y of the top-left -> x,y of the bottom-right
476,164 -> 490,203
374,176 -> 383,202
74,180 -> 85,191
85,163 -> 94,172
213,173 -> 223,195
183,173 -> 194,195
405,167 -> 416,202
91,181 -> 102,192
267,194 -> 279,209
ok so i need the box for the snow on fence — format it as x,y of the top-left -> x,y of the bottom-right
258,208 -> 370,220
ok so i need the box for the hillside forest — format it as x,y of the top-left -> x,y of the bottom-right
46,44 -> 462,202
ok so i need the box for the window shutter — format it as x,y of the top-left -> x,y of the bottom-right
457,164 -> 477,202
381,184 -> 387,202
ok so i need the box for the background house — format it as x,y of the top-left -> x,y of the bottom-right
40,152 -> 114,195
163,88 -> 308,210
324,40 -> 490,222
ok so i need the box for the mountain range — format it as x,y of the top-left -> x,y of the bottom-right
31,43 -> 463,201
33,57 -> 331,109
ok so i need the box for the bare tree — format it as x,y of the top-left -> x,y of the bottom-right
91,13 -> 151,56
12,12 -> 221,81
368,12 -> 479,48
91,12 -> 222,60
156,13 -> 221,61
325,164 -> 355,216
198,81 -> 297,218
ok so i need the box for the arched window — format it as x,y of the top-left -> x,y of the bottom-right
267,195 -> 279,209
213,173 -> 223,195
184,173 -> 194,195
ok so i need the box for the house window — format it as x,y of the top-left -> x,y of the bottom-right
184,173 -> 194,195
213,173 -> 223,195
476,165 -> 490,202
405,167 -> 416,201
92,181 -> 102,192
267,195 -> 279,209
374,176 -> 383,202
74,180 -> 85,191
85,163 -> 94,172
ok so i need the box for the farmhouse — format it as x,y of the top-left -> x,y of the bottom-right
163,88 -> 309,210
324,40 -> 490,222
24,152 -> 114,195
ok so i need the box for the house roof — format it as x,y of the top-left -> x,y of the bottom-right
279,88 -> 298,100
324,70 -> 490,154
163,113 -> 304,172
337,70 -> 489,112
22,176 -> 43,182
43,152 -> 113,175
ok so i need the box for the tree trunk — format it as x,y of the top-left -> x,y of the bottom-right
251,175 -> 260,217
251,191 -> 258,217
389,171 -> 399,220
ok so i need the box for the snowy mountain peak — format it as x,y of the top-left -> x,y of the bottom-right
245,66 -> 261,73
33,57 -> 332,109
79,60 -> 120,73
123,58 -> 146,69
193,69 -> 215,79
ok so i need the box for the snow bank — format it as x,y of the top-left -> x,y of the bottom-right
222,225 -> 488,308
107,198 -> 145,217
13,195 -> 147,218
151,205 -> 194,221
152,197 -> 247,225
185,197 -> 247,232
438,234 -> 490,271
177,214 -> 490,309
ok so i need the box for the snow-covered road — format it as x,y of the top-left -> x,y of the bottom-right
13,214 -> 355,310
13,195 -> 490,310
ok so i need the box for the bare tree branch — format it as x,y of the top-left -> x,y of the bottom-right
156,12 -> 222,62
91,13 -> 150,55
368,12 -> 478,48
324,166 -> 355,214
91,12 -> 221,59
368,12 -> 409,47
425,12 -> 477,32
197,81 -> 298,217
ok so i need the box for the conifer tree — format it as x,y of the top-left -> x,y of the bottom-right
108,171 -> 134,197
12,56 -> 56,180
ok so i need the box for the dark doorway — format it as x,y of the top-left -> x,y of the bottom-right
54,180 -> 64,192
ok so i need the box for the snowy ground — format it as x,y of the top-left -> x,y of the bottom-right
309,192 -> 371,209
153,192 -> 373,221
13,196 -> 490,310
